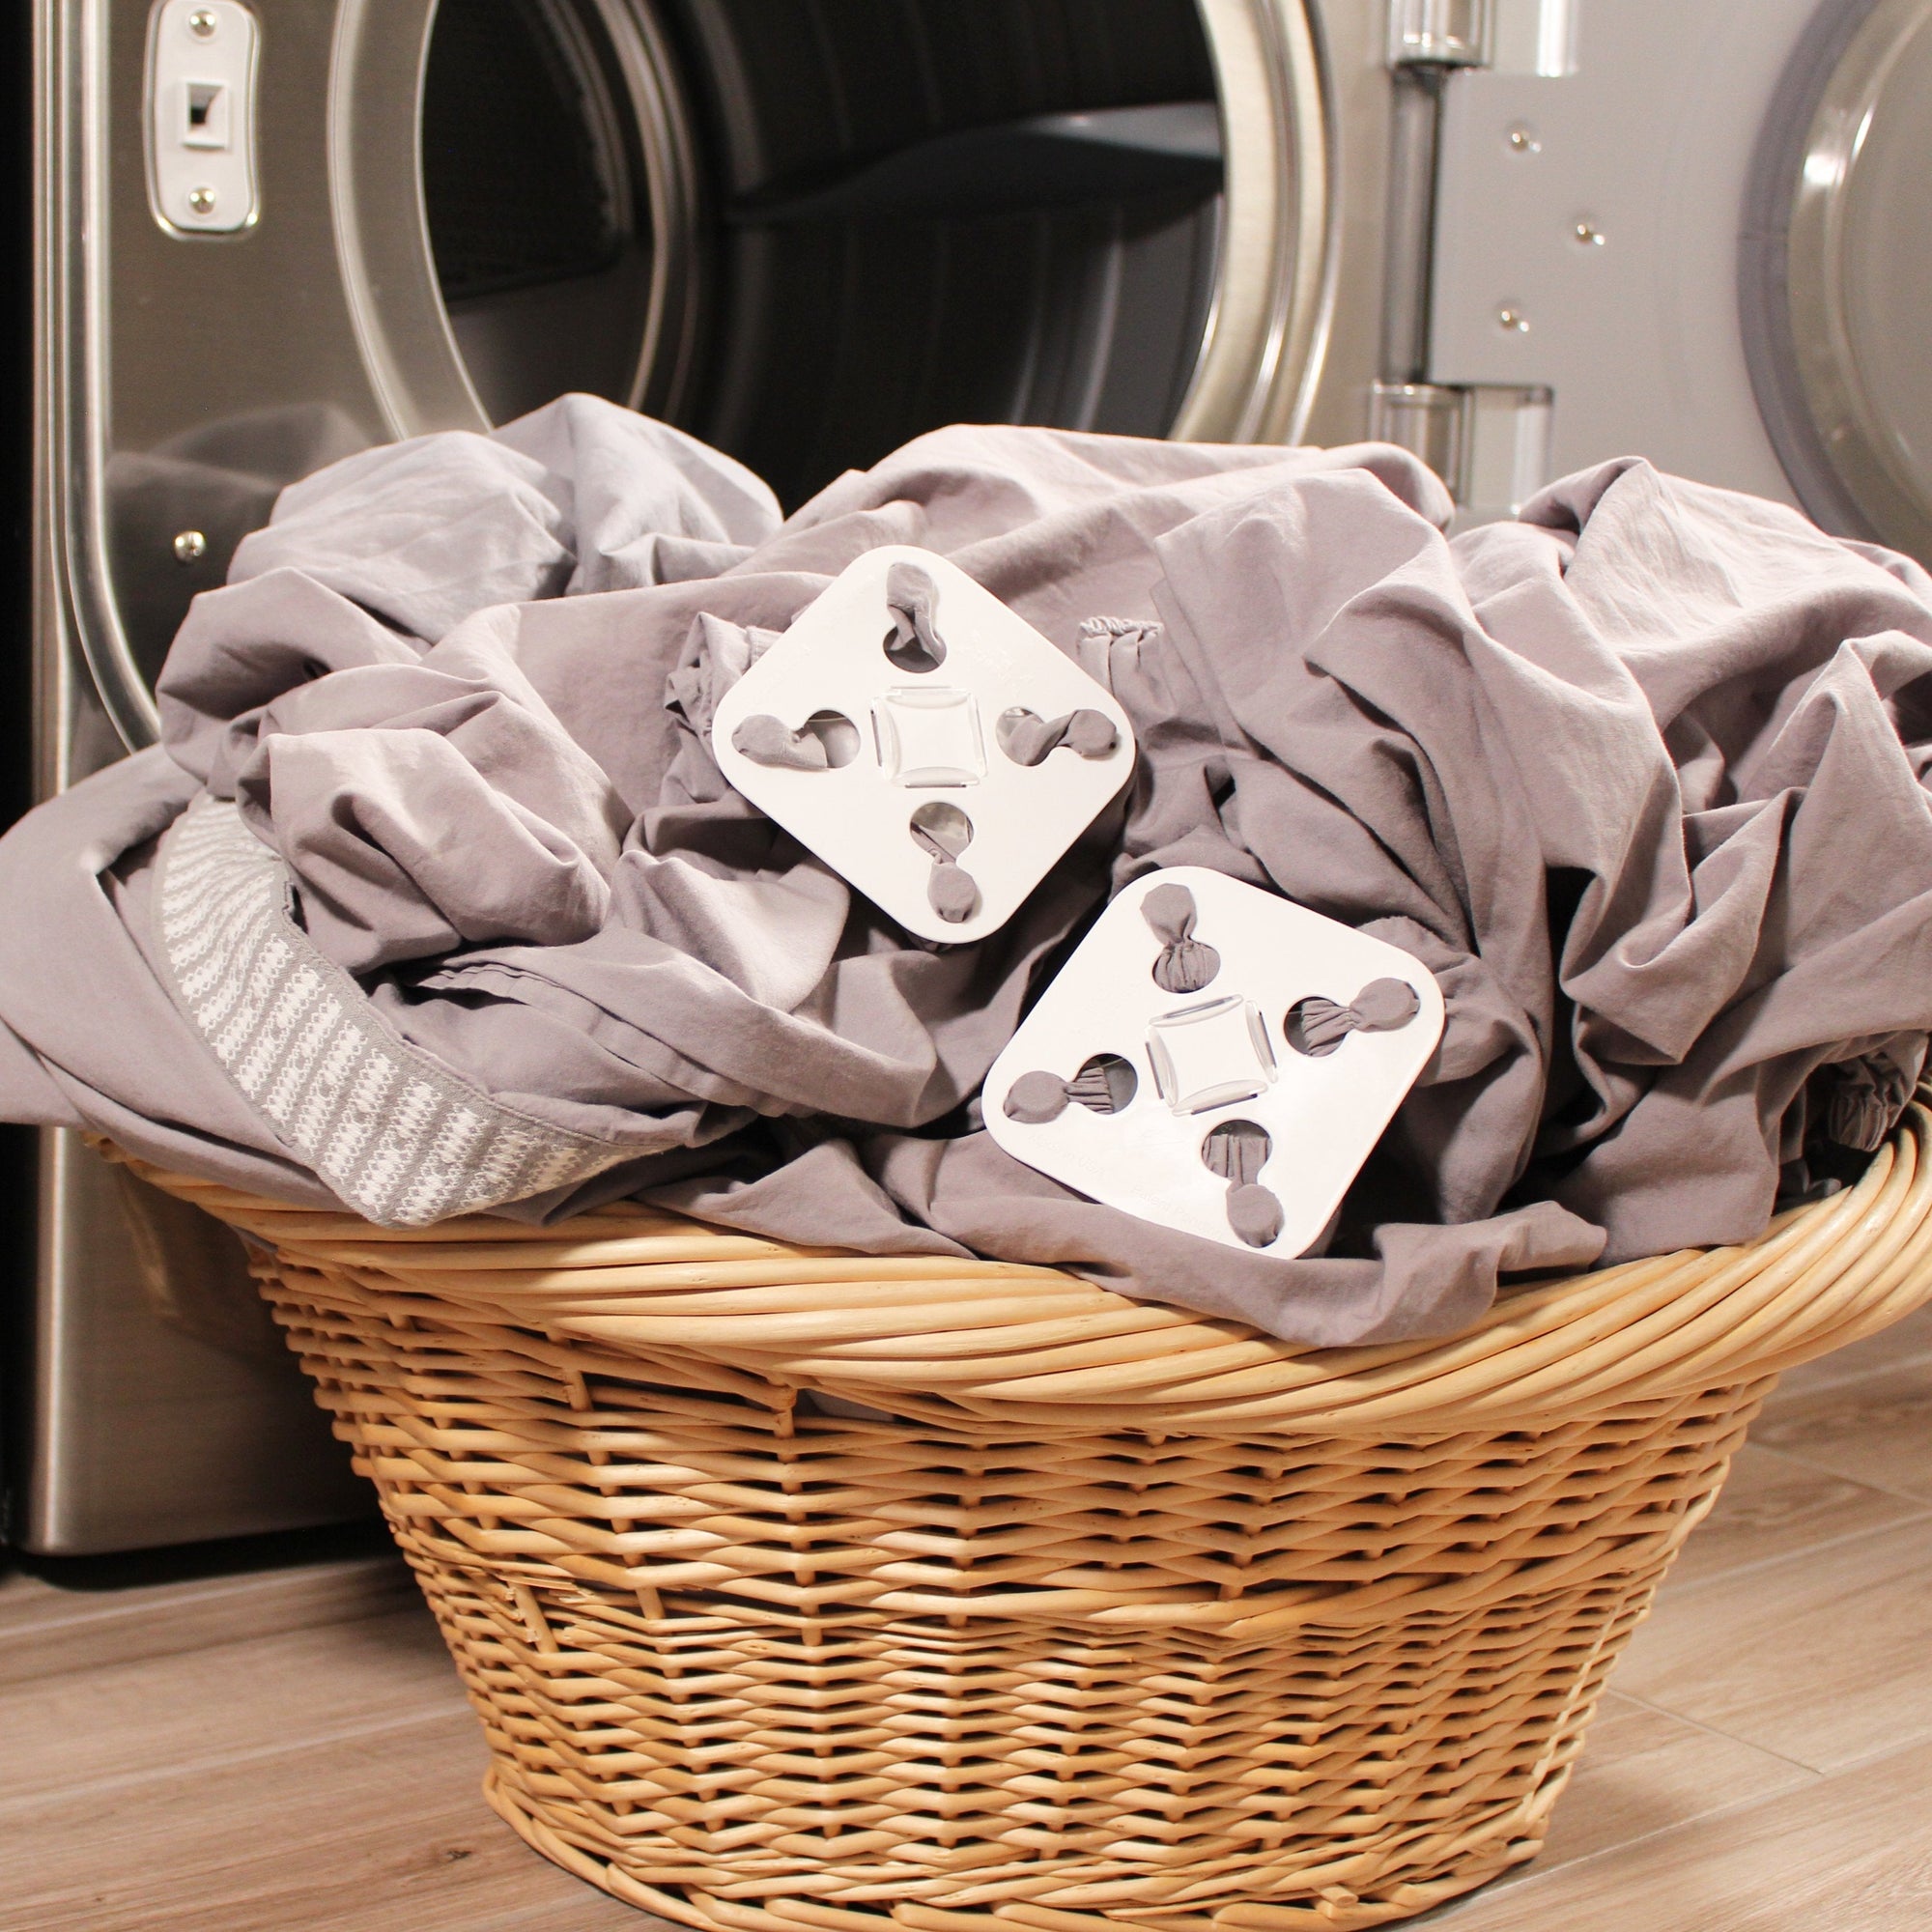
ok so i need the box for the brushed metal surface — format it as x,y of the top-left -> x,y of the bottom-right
21,1131 -> 367,1555
326,0 -> 483,447
23,0 -> 416,1552
1293,0 -> 1395,452
1428,0 -> 1813,504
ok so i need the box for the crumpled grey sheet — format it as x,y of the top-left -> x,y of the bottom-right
4,391 -> 1932,1348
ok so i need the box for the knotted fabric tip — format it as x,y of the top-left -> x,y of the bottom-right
1142,882 -> 1220,993
1005,1070 -> 1072,1124
999,707 -> 1121,768
908,814 -> 978,925
884,562 -> 947,671
928,860 -> 978,923
1063,709 -> 1119,758
1201,1119 -> 1282,1249
1005,1053 -> 1135,1124
1351,978 -> 1422,1030
1226,1182 -> 1285,1249
1287,978 -> 1421,1056
733,714 -> 830,771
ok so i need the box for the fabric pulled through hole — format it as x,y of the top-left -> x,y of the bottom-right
731,710 -> 857,771
1286,978 -> 1421,1057
998,706 -> 1120,767
1004,1053 -> 1137,1124
883,561 -> 947,672
1201,1119 -> 1283,1248
1142,881 -> 1220,994
908,816 -> 977,924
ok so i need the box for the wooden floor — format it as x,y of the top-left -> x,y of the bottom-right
7,1308 -> 1932,1931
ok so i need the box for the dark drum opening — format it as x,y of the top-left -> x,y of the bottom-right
422,0 -> 622,301
422,0 -> 662,424
421,0 -> 1225,507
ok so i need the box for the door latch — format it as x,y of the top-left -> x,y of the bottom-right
146,0 -> 261,236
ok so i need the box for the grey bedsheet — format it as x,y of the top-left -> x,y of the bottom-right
4,394 -> 1930,1347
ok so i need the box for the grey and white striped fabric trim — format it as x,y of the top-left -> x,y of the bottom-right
155,797 -> 635,1227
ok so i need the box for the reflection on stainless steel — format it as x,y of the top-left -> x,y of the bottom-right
48,0 -> 163,754
1378,63 -> 1444,385
325,0 -> 482,446
27,0 -> 427,1551
1370,379 -> 1467,491
49,0 -> 413,762
1741,0 -> 1932,558
108,403 -> 369,685
1293,0 -> 1393,453
1386,0 -> 1493,69
110,1161 -> 288,1368
23,1131 -> 368,1554
591,0 -> 703,419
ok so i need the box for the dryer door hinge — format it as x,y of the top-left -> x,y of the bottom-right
1388,0 -> 1579,76
1371,381 -> 1553,520
1387,0 -> 1492,70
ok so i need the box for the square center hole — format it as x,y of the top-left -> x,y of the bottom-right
1147,996 -> 1278,1115
874,688 -> 985,788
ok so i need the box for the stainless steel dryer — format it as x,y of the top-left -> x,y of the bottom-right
19,0 -> 1337,1554
14,0 -> 1930,1551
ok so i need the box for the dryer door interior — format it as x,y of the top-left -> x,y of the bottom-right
59,0 -> 1335,771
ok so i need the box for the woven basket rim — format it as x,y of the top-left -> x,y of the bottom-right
100,1098 -> 1932,1433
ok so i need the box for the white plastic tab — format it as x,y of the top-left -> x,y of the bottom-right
712,547 -> 1136,943
984,868 -> 1445,1258
147,1 -> 261,237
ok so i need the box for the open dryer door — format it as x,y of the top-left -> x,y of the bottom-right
50,0 -> 1340,767
26,0 -> 1341,1551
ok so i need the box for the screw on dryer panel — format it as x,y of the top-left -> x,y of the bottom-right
173,530 -> 208,564
1497,307 -> 1530,333
186,7 -> 217,36
186,186 -> 217,215
1574,221 -> 1605,246
1506,124 -> 1541,154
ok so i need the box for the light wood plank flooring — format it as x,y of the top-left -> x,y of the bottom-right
7,1308 -> 1932,1931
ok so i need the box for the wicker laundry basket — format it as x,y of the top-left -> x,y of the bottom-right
111,1106 -> 1932,1931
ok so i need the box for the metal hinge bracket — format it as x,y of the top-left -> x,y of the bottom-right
1370,381 -> 1553,518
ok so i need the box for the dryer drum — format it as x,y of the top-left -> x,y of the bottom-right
415,0 -> 1312,507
